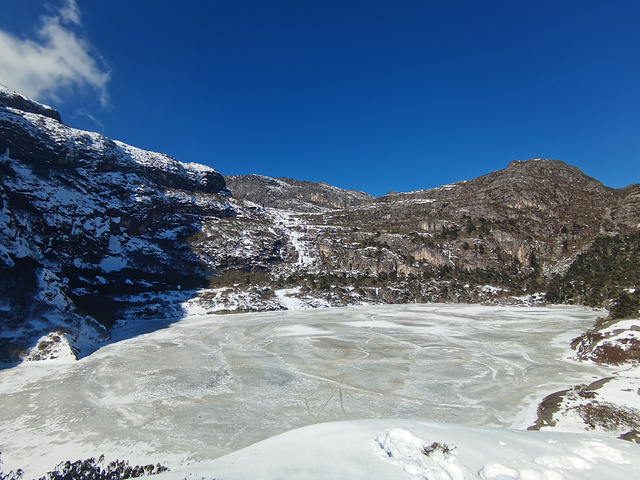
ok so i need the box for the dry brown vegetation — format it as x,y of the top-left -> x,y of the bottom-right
570,401 -> 640,432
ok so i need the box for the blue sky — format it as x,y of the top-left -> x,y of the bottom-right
1,0 -> 639,196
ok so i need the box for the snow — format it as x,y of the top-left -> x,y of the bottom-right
510,315 -> 640,439
269,208 -> 317,268
588,319 -> 640,357
375,427 -> 465,479
481,285 -> 505,294
114,141 -> 222,182
99,255 -> 128,272
0,243 -> 15,267
0,84 -> 60,119
22,332 -> 79,363
4,88 -> 639,479
154,420 -> 639,480
275,286 -> 306,309
107,234 -> 124,253
1,305 -> 639,479
36,268 -> 73,310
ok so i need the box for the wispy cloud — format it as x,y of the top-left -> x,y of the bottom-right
0,0 -> 110,105
74,109 -> 105,132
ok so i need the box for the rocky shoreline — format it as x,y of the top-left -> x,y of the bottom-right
528,315 -> 640,442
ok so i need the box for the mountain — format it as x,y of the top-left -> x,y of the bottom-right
311,159 -> 637,277
225,174 -> 373,212
0,85 -> 291,361
1,85 -> 639,362
276,159 -> 640,306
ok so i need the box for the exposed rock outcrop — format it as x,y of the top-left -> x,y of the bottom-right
225,174 -> 373,212
0,85 -> 62,122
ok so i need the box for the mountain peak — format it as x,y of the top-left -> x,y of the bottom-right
224,174 -> 373,212
504,158 -> 603,185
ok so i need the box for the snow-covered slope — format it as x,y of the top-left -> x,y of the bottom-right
160,419 -> 639,480
527,317 -> 640,441
0,84 -> 62,121
0,85 -> 291,361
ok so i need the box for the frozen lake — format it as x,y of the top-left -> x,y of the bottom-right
0,304 -> 607,475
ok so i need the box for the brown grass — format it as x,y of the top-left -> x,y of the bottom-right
591,338 -> 640,365
571,401 -> 640,431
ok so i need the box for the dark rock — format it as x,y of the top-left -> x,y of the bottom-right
0,84 -> 62,122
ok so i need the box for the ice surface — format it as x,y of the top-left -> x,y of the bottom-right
0,304 -> 612,477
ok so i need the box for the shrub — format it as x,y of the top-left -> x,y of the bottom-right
571,402 -> 640,431
420,442 -> 456,457
0,454 -> 168,480
591,340 -> 640,365
609,292 -> 640,319
39,456 -> 169,480
0,453 -> 23,480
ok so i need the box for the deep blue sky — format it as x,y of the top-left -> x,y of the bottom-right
1,1 -> 639,196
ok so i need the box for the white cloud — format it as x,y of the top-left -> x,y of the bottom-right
0,0 -> 109,105
74,109 -> 105,132
55,0 -> 82,25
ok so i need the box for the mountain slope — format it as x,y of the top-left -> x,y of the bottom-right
308,159 -> 637,276
225,174 -> 374,212
0,86 -> 291,361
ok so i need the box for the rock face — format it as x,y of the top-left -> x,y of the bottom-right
227,163 -> 639,309
312,158 -> 637,276
1,85 -> 639,362
0,85 -> 62,121
0,85 -> 290,360
225,174 -> 373,212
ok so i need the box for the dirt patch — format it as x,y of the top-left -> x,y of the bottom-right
527,388 -> 570,430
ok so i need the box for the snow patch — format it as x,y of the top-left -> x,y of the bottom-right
275,287 -> 306,310
107,235 -> 124,253
99,255 -> 127,272
23,332 -> 77,362
269,208 -> 317,269
375,428 -> 465,480
37,268 -> 73,310
481,285 -> 505,295
165,419 -> 640,480
572,439 -> 631,465
479,463 -> 519,478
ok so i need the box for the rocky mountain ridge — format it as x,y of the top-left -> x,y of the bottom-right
1,85 -> 639,362
309,158 -> 637,277
0,86 -> 293,360
224,174 -> 373,212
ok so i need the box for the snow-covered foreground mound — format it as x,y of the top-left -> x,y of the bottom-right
161,419 -> 639,480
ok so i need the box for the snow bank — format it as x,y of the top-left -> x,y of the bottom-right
158,419 -> 639,480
